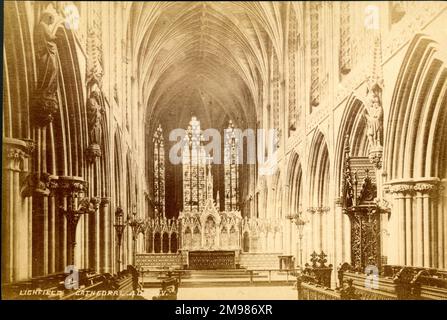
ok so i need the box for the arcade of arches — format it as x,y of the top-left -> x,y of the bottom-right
2,1 -> 447,298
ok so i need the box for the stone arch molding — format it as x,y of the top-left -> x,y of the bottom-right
383,33 -> 447,268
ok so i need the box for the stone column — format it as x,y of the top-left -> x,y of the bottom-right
100,197 -> 110,273
438,181 -> 446,269
414,182 -> 438,268
168,234 -> 172,253
2,138 -> 34,282
152,234 -> 155,253
414,190 -> 424,267
404,193 -> 413,265
388,184 -> 413,265
334,197 -> 344,265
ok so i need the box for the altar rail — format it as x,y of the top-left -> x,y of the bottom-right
239,253 -> 281,269
1,266 -> 141,300
140,268 -> 298,285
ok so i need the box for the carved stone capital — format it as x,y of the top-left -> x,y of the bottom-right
307,206 -> 330,214
85,143 -> 102,163
369,146 -> 383,169
55,176 -> 88,198
100,197 -> 111,207
22,138 -> 36,155
3,138 -> 32,171
31,95 -> 59,127
62,196 -> 100,230
414,182 -> 438,194
77,196 -> 101,215
389,184 -> 414,195
21,172 -> 57,197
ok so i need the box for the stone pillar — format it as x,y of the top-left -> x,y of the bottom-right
152,234 -> 155,253
168,234 -> 172,253
404,193 -> 413,265
438,181 -> 447,269
388,184 -> 413,265
100,197 -> 110,273
334,197 -> 344,265
309,209 -> 317,253
414,182 -> 439,268
389,181 -> 439,267
2,138 -> 34,282
414,191 -> 424,267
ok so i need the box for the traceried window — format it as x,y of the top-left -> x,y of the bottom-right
182,117 -> 207,212
288,7 -> 298,133
224,120 -> 239,211
339,2 -> 352,76
309,2 -> 321,108
272,52 -> 281,148
153,124 -> 165,217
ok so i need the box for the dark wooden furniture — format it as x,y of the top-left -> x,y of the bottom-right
1,266 -> 142,300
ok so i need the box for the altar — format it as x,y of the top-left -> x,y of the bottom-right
178,182 -> 243,269
188,251 -> 236,269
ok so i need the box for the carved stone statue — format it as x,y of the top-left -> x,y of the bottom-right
363,86 -> 383,148
33,10 -> 62,126
87,91 -> 103,145
204,218 -> 216,248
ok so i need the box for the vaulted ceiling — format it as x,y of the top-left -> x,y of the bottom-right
127,1 -> 289,132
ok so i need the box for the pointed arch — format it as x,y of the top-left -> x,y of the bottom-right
384,34 -> 447,268
308,130 -> 330,207
335,95 -> 370,196
287,151 -> 304,215
385,34 -> 447,180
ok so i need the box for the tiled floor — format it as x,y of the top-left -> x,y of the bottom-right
143,285 -> 298,300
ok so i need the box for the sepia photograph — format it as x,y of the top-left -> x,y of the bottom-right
1,0 -> 447,303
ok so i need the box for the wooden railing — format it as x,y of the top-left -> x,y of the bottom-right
337,264 -> 447,300
139,268 -> 298,285
295,260 -> 447,300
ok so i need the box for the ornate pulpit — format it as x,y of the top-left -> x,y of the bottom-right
341,135 -> 388,270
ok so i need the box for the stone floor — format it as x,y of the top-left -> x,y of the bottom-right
143,285 -> 298,300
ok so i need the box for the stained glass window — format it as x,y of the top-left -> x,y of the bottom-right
339,2 -> 352,75
310,2 -> 321,108
224,120 -> 239,211
182,117 -> 207,212
153,124 -> 165,217
288,8 -> 298,132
